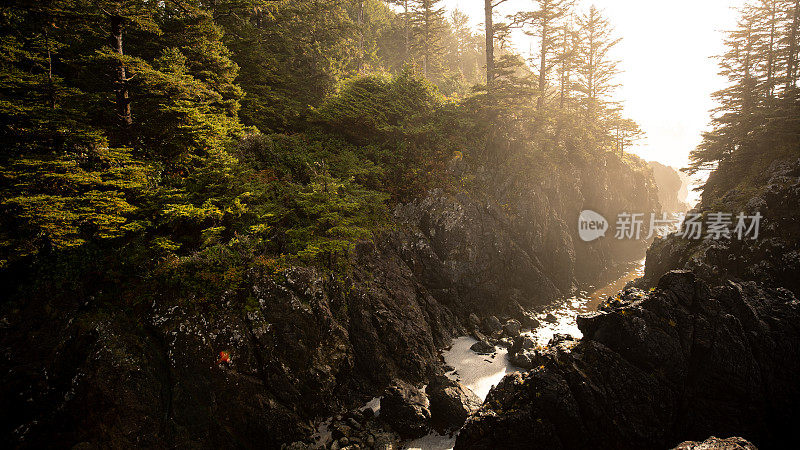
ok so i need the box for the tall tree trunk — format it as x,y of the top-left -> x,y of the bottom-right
587,26 -> 595,120
786,0 -> 800,99
538,20 -> 548,109
485,0 -> 494,90
44,26 -> 55,109
110,14 -> 132,132
357,0 -> 364,73
404,0 -> 410,60
558,24 -> 569,108
423,2 -> 430,78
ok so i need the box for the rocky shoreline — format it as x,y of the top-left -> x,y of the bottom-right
1,153 -> 665,448
455,158 -> 800,449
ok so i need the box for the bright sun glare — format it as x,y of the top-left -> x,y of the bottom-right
444,0 -> 746,173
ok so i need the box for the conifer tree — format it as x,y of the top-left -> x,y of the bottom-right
514,0 -> 573,109
575,5 -> 620,123
409,0 -> 447,79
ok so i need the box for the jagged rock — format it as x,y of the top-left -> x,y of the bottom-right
0,153 -> 663,448
470,329 -> 488,343
520,314 -> 541,330
641,158 -> 800,298
482,315 -> 502,334
543,312 -> 557,323
427,375 -> 481,431
510,335 -> 535,355
470,340 -> 495,354
496,337 -> 513,348
380,381 -> 431,439
468,313 -> 481,328
547,333 -> 575,347
502,319 -> 521,337
509,350 -> 534,369
456,271 -> 800,449
647,161 -> 690,214
672,436 -> 757,450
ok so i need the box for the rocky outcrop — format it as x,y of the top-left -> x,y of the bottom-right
648,161 -> 689,213
393,152 -> 661,317
642,158 -> 800,297
672,436 -> 757,450
427,375 -> 481,432
380,381 -> 431,439
456,271 -> 800,449
0,245 -> 463,448
0,151 -> 661,448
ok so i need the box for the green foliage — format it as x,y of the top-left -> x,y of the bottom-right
0,0 -> 646,310
688,0 -> 800,201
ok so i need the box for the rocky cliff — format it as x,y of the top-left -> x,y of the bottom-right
0,152 -> 660,448
456,271 -> 800,449
648,161 -> 690,213
456,158 -> 800,449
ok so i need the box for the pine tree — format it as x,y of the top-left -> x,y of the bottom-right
688,0 -> 800,198
575,5 -> 621,124
409,0 -> 447,79
514,0 -> 573,109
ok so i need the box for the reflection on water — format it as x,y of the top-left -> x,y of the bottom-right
403,337 -> 520,450
441,336 -> 518,401
529,258 -> 646,346
403,258 -> 647,450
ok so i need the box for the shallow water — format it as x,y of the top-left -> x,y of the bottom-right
403,258 -> 647,450
403,336 -> 520,450
529,258 -> 646,346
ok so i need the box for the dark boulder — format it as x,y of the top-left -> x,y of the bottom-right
482,315 -> 502,334
470,340 -> 495,354
508,350 -> 534,369
510,335 -> 535,355
470,329 -> 489,343
502,319 -> 522,337
380,381 -> 431,439
427,375 -> 481,431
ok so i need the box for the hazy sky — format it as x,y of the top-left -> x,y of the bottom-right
442,0 -> 746,171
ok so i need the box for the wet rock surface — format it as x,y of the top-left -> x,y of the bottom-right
456,271 -> 800,449
0,152 -> 662,448
379,382 -> 431,439
427,375 -> 481,432
289,409 -> 400,450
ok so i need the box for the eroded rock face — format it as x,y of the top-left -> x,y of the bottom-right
456,271 -> 800,449
427,375 -> 481,432
642,158 -> 800,298
648,160 -> 689,214
0,247 -> 463,448
380,381 -> 431,439
0,152 -> 661,448
393,153 -> 661,318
